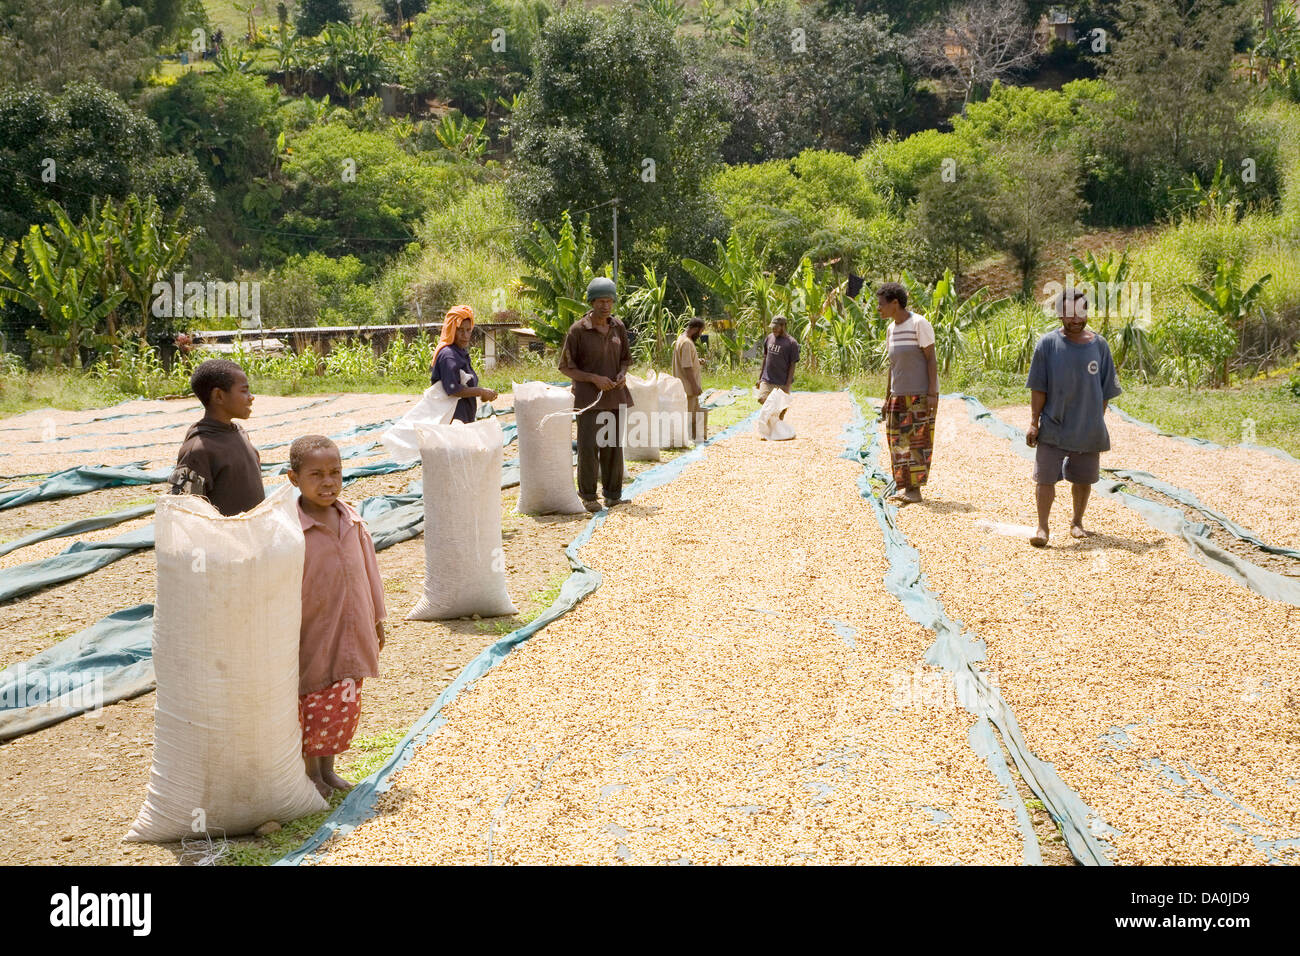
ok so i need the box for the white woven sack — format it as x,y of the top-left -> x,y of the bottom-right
409,417 -> 518,620
380,376 -> 467,459
513,380 -> 585,516
623,372 -> 661,462
755,387 -> 796,441
656,375 -> 691,448
126,483 -> 327,843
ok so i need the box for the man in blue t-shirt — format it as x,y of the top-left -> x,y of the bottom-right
1025,288 -> 1121,547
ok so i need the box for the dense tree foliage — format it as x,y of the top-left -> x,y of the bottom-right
0,83 -> 211,240
508,7 -> 727,296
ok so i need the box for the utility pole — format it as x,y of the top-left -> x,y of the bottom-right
611,198 -> 620,286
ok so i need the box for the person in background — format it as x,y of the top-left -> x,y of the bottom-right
757,315 -> 799,405
169,358 -> 264,516
287,434 -> 386,798
432,304 -> 499,423
559,276 -> 633,513
672,317 -> 706,443
879,282 -> 939,504
1025,288 -> 1122,547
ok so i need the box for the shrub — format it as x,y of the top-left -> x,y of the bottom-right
279,122 -> 470,263
859,130 -> 972,214
1155,308 -> 1238,390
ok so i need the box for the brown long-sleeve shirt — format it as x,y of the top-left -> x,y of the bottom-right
558,313 -> 634,411
169,418 -> 264,517
297,498 -> 386,696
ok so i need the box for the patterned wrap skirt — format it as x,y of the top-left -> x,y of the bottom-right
299,677 -> 363,757
884,394 -> 935,489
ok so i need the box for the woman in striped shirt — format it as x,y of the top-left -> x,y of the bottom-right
879,282 -> 939,504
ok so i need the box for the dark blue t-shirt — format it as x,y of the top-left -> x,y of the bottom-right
1026,329 -> 1122,452
760,333 -> 801,386
433,345 -> 479,424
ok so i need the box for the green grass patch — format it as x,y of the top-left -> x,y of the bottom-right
1109,380 -> 1300,458
218,727 -> 406,866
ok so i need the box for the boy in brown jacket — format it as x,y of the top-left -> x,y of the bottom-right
169,359 -> 264,516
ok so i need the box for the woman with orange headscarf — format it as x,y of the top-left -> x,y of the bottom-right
431,304 -> 498,423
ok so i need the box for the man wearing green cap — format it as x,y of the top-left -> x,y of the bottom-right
559,276 -> 634,512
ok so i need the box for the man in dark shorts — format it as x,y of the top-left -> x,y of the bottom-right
1025,288 -> 1121,547
558,276 -> 633,513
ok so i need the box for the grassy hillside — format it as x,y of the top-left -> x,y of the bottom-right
203,0 -> 386,36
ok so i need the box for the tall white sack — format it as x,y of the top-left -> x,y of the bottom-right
380,380 -> 461,460
623,372 -> 661,462
656,375 -> 691,449
513,380 -> 585,515
126,484 -> 327,843
755,387 -> 796,441
408,418 -> 518,620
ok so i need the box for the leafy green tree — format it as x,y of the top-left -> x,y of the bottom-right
910,161 -> 999,280
710,150 -> 887,275
0,0 -> 161,95
0,83 -> 211,240
691,7 -> 919,163
400,0 -> 543,112
143,69 -> 282,191
296,0 -> 353,36
986,144 -> 1086,298
1097,0 -> 1252,218
508,6 -> 727,299
278,122 -> 465,264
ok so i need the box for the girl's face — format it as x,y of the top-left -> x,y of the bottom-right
290,447 -> 343,509
455,320 -> 473,349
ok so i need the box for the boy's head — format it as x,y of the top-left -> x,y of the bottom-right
191,359 -> 253,421
288,435 -> 342,509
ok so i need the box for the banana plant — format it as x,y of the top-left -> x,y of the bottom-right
214,41 -> 255,74
1068,249 -> 1131,337
1183,257 -> 1271,386
0,228 -> 124,367
434,113 -> 488,164
681,232 -> 763,367
107,196 -> 194,345
781,257 -> 840,373
518,211 -> 600,349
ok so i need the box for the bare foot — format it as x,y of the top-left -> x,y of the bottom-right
309,775 -> 331,799
1070,524 -> 1092,539
323,770 -> 354,793
1030,528 -> 1049,548
903,488 -> 922,503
